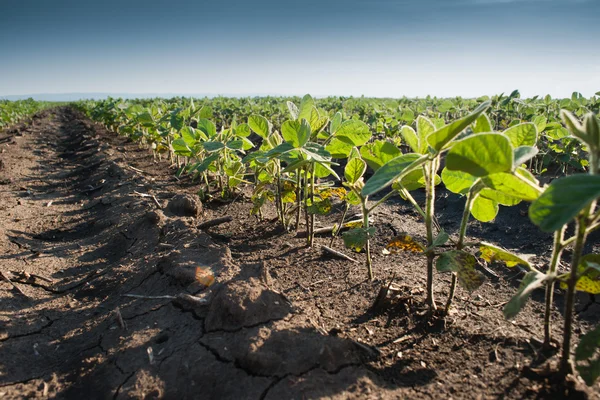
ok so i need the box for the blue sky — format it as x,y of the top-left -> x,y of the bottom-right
1,0 -> 598,98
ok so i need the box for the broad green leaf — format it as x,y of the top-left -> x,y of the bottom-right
248,114 -> 270,138
432,230 -> 450,248
479,187 -> 521,206
479,242 -> 531,269
362,153 -> 426,196
331,112 -> 342,134
400,126 -> 419,153
532,116 -> 547,133
282,119 -> 311,148
193,153 -> 219,173
181,126 -> 199,146
298,94 -> 314,123
203,141 -> 225,152
504,271 -> 546,319
416,116 -> 436,153
172,138 -> 192,157
198,105 -> 212,119
326,137 -> 354,159
436,250 -> 485,292
266,142 -> 294,158
342,227 -> 376,253
309,108 -> 329,134
197,118 -> 216,137
287,101 -> 299,120
529,175 -> 600,232
513,146 -> 538,167
335,120 -> 371,146
345,157 -> 366,184
446,133 -> 513,177
472,113 -> 493,133
576,323 -> 600,386
315,161 -> 340,180
235,123 -> 251,138
427,101 -> 491,151
441,168 -> 477,195
503,123 -> 538,147
471,196 -> 498,222
359,140 -> 402,171
481,172 -> 541,202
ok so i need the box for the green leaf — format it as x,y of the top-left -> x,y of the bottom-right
576,324 -> 600,386
472,113 -> 493,133
479,187 -> 521,207
441,168 -> 477,195
529,175 -> 600,232
427,101 -> 491,152
361,153 -> 426,197
513,146 -> 538,167
203,141 -> 225,152
197,118 -> 216,137
446,133 -> 513,177
481,172 -> 541,202
503,123 -> 538,147
432,230 -> 450,248
532,116 -> 547,133
282,119 -> 311,148
503,271 -> 546,319
479,242 -> 531,269
345,157 -> 366,184
298,94 -> 314,123
335,120 -> 372,146
400,126 -> 419,153
342,227 -> 375,252
172,138 -> 192,157
359,140 -> 402,171
235,123 -> 251,138
331,112 -> 342,134
436,250 -> 485,292
471,196 -> 498,222
181,126 -> 199,146
326,137 -> 354,159
198,105 -> 212,119
248,115 -> 270,138
416,116 -> 436,153
287,101 -> 299,120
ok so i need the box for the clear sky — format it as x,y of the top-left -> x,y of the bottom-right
1,0 -> 598,98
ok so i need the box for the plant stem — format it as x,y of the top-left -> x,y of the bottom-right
445,186 -> 477,314
330,203 -> 349,247
544,226 -> 565,348
424,159 -> 437,311
309,163 -> 316,247
303,167 -> 310,246
362,198 -> 373,281
560,213 -> 589,375
295,172 -> 301,232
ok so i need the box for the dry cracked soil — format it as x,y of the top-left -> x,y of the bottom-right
1,107 -> 600,399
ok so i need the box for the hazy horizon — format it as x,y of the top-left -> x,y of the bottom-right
2,0 -> 599,99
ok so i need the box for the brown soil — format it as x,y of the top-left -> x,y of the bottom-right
0,107 -> 599,399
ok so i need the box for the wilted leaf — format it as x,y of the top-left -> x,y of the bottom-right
436,250 -> 485,292
342,227 -> 375,252
386,234 -> 425,253
479,242 -> 531,268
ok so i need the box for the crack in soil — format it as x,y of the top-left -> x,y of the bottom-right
0,318 -> 55,342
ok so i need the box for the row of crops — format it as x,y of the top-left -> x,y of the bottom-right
0,99 -> 51,128
71,92 -> 600,384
